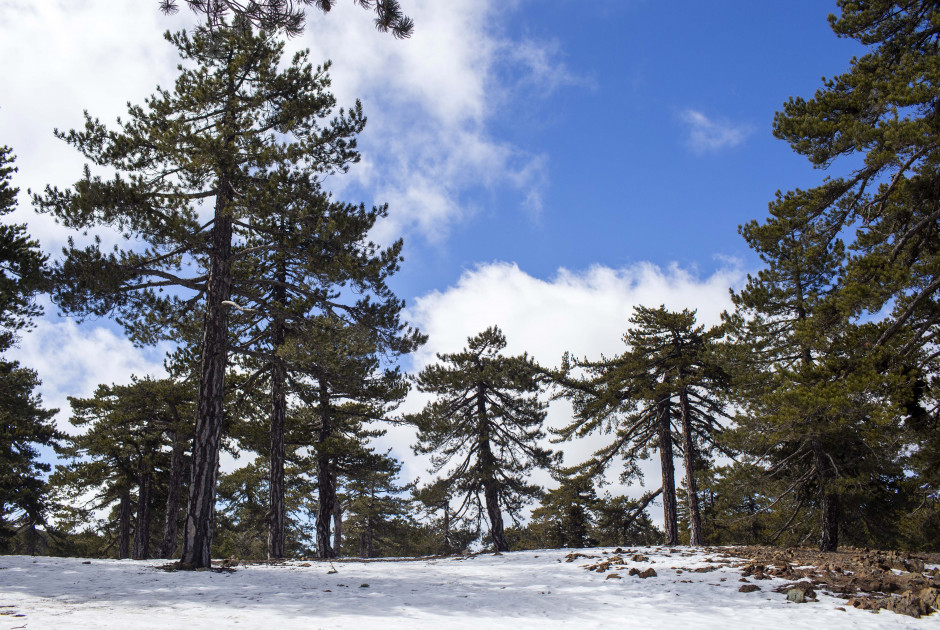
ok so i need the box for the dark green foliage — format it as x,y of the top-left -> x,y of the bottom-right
338,451 -> 414,558
0,360 -> 59,552
411,326 -> 557,552
51,377 -> 193,559
592,494 -> 662,548
0,146 -> 46,350
524,474 -> 597,549
552,306 -> 726,546
160,0 -> 414,39
0,145 -> 57,552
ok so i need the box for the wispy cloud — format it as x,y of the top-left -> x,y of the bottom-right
679,109 -> 752,154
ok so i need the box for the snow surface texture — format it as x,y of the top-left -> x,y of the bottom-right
0,547 -> 935,629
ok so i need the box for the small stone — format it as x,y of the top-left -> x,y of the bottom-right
360,583 -> 370,588
739,584 -> 760,593
81,561 -> 91,565
628,568 -> 640,576
787,589 -> 806,604
605,573 -> 622,580
638,568 -> 657,579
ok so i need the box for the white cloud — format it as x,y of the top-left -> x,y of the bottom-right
375,259 -> 745,524
6,315 -> 169,435
680,109 -> 752,154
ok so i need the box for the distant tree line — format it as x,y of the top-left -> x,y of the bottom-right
1,0 -> 938,560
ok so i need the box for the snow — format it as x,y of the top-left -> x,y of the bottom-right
0,547 -> 935,629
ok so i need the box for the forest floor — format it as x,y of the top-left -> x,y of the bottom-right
0,545 -> 938,629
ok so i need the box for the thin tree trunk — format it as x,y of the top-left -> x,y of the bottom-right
442,502 -> 451,553
133,467 -> 152,560
332,500 -> 342,556
180,184 -> 234,570
657,399 -> 678,546
679,386 -> 703,545
359,530 -> 367,558
119,489 -> 131,560
160,427 -> 185,558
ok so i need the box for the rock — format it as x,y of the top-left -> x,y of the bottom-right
739,584 -> 760,593
81,561 -> 91,565
884,592 -> 929,618
628,568 -> 640,576
297,562 -> 311,567
605,573 -> 622,580
631,554 -> 649,562
359,583 -> 369,588
787,589 -> 806,603
638,568 -> 657,579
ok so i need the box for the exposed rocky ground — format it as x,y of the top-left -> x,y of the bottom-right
574,545 -> 940,619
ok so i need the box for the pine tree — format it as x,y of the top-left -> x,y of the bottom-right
411,326 -> 557,552
0,144 -> 58,552
36,23 -> 366,568
229,171 -> 421,558
53,377 -> 193,559
726,201 -> 904,551
552,306 -> 726,546
754,1 -> 940,547
338,450 -> 413,558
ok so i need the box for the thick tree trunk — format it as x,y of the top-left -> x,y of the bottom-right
118,489 -> 131,560
160,428 -> 185,558
316,379 -> 337,558
133,468 -> 152,560
657,399 -> 679,546
267,330 -> 287,559
678,387 -> 703,545
180,187 -> 234,569
332,501 -> 342,556
267,254 -> 288,560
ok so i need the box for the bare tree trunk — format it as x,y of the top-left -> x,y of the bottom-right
267,327 -> 287,559
332,501 -> 342,556
119,489 -> 131,560
316,380 -> 337,558
477,382 -> 509,552
442,502 -> 451,553
180,185 -> 234,570
657,399 -> 678,546
267,253 -> 288,560
133,468 -> 152,560
160,428 -> 185,558
679,386 -> 703,545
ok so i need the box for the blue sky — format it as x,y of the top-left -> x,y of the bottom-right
0,1 -> 868,511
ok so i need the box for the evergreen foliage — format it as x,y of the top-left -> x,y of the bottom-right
36,22 -> 371,568
552,306 -> 726,546
411,326 -> 557,552
159,0 -> 414,39
0,144 -> 58,553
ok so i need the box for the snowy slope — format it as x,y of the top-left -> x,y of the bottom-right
0,547 -> 935,629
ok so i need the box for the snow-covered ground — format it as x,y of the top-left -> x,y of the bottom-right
0,547 -> 935,629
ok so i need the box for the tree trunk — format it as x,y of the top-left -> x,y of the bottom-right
657,399 -> 678,546
477,382 -> 509,552
678,386 -> 703,545
119,489 -> 131,560
180,185 -> 234,570
442,502 -> 451,554
332,501 -> 342,556
160,427 -> 185,558
813,441 -> 840,551
267,253 -> 288,560
358,529 -> 367,558
316,379 -> 337,559
133,467 -> 152,560
267,329 -> 287,559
